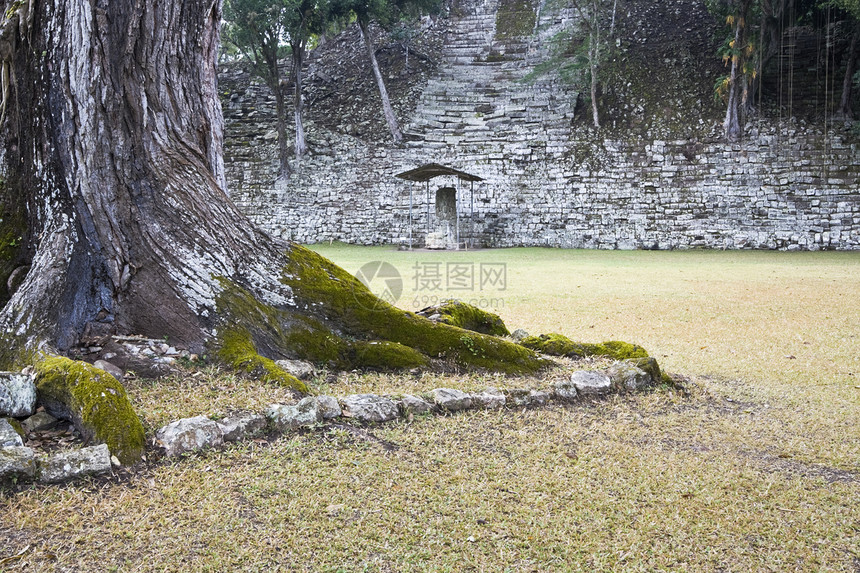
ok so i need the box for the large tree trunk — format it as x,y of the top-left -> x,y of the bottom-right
358,18 -> 403,143
0,0 -> 542,378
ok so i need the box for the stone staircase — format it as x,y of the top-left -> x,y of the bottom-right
404,0 -> 576,157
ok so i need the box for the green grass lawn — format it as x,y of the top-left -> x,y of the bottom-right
2,246 -> 858,571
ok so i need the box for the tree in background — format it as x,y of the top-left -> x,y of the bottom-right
330,0 -> 440,142
832,0 -> 860,118
224,0 -> 325,179
711,0 -> 755,141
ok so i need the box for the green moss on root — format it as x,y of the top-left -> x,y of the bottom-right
520,333 -> 650,360
215,327 -> 308,392
348,340 -> 428,370
281,245 -> 548,375
34,356 -> 145,465
432,299 -> 510,337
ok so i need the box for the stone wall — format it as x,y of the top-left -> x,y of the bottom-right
221,0 -> 860,251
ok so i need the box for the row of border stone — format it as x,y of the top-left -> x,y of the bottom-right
154,361 -> 656,458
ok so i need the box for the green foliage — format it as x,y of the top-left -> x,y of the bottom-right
34,356 -> 145,465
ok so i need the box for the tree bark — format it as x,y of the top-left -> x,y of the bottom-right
838,22 -> 859,119
291,41 -> 307,159
723,2 -> 750,142
0,0 -> 541,377
358,18 -> 404,143
274,78 -> 293,180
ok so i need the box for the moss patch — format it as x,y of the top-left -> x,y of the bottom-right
0,176 -> 30,306
520,333 -> 650,360
348,340 -> 428,370
495,0 -> 538,40
34,356 -> 145,465
430,299 -> 510,337
214,327 -> 308,393
281,245 -> 548,375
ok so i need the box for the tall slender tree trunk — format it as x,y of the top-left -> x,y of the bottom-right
589,2 -> 601,129
358,18 -> 403,143
292,42 -> 307,159
274,79 -> 293,180
723,3 -> 750,142
0,0 -> 539,377
838,22 -> 859,119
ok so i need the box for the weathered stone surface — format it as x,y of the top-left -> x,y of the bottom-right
0,418 -> 23,447
506,388 -> 550,407
398,394 -> 433,414
570,371 -> 613,396
275,359 -> 315,380
316,395 -> 342,419
217,413 -> 268,442
470,388 -> 506,409
340,394 -> 399,423
93,360 -> 125,381
552,379 -> 579,403
608,363 -> 652,393
38,444 -> 112,484
266,397 -> 323,429
0,446 -> 36,481
0,372 -> 36,418
156,416 -> 224,457
510,329 -> 529,342
431,388 -> 472,411
21,411 -> 59,433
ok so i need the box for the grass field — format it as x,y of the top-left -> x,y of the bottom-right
2,245 -> 858,571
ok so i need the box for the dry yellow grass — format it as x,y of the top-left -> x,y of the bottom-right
1,246 -> 858,572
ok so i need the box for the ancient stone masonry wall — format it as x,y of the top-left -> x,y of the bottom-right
221,0 -> 860,251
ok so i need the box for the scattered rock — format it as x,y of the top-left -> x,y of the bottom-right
506,388 -> 550,407
552,379 -> 579,403
217,412 -> 268,442
315,395 -> 342,419
93,360 -> 125,381
21,411 -> 59,433
340,394 -> 399,423
398,394 -> 433,414
0,372 -> 37,418
470,388 -> 506,409
0,418 -> 24,447
0,446 -> 36,482
275,359 -> 316,380
570,370 -> 613,396
608,362 -> 652,392
156,415 -> 224,457
510,328 -> 529,341
266,397 -> 323,429
431,388 -> 473,411
627,356 -> 663,384
416,299 -> 510,336
38,444 -> 112,484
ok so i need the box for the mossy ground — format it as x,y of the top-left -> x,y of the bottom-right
33,356 -> 145,465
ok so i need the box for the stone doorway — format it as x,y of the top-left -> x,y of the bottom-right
426,187 -> 458,249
